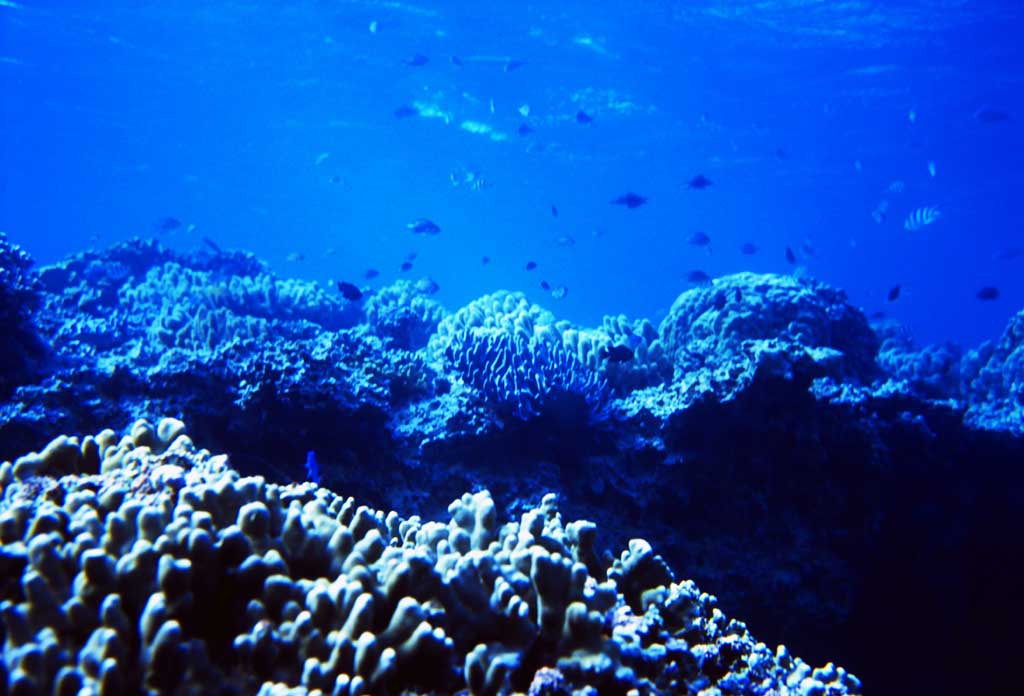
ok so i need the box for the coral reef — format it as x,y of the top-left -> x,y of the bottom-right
873,319 -> 961,400
0,420 -> 861,695
444,327 -> 610,423
365,279 -> 447,351
961,308 -> 1024,433
0,232 -> 46,399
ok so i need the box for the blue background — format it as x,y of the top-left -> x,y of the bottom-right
2,0 -> 1022,348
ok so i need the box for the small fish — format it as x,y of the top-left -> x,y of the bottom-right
740,242 -> 758,255
551,285 -> 568,299
887,285 -> 901,302
687,270 -> 711,284
871,199 -> 889,224
363,268 -> 380,279
785,247 -> 797,264
304,451 -> 322,485
600,344 -> 634,363
540,280 -> 551,291
927,160 -> 937,177
329,175 -> 344,185
688,231 -> 712,247
406,252 -> 418,261
408,218 -> 441,235
775,148 -> 790,160
504,59 -> 526,72
575,109 -> 594,124
854,160 -> 863,173
450,55 -> 464,67
202,237 -> 223,254
518,104 -> 530,117
156,216 -> 183,231
973,106 -> 1011,124
517,123 -> 534,136
393,105 -> 419,119
402,54 -> 429,67
687,174 -> 713,190
556,235 -> 575,247
994,247 -> 1024,260
368,20 -> 379,34
525,261 -> 537,271
551,205 -> 559,218
314,152 -> 330,166
908,109 -> 917,124
337,281 -> 363,301
400,261 -> 413,272
611,192 -> 647,209
869,311 -> 887,320
286,252 -> 306,262
481,256 -> 491,265
977,286 -> 1000,301
904,206 -> 941,231
887,180 -> 906,193
800,238 -> 816,258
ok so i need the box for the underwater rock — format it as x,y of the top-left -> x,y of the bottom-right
961,308 -> 1024,434
0,232 -> 47,399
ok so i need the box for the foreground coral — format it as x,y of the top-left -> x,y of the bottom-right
0,420 -> 860,695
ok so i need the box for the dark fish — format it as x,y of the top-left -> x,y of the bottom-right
576,110 -> 594,124
304,451 -> 321,485
887,285 -> 901,302
601,344 -> 634,363
687,270 -> 711,284
800,239 -> 816,257
973,106 -> 1011,124
551,285 -> 568,299
611,192 -> 647,209
406,252 -> 418,261
994,247 -> 1024,260
504,59 -> 526,72
540,280 -> 551,291
400,261 -> 413,272
450,55 -> 464,67
741,242 -> 758,255
551,205 -> 559,218
337,281 -> 363,301
363,268 -> 380,280
402,54 -> 429,67
481,256 -> 491,265
977,286 -> 1000,301
688,231 -> 711,247
525,261 -> 537,271
517,123 -> 534,136
156,216 -> 183,231
785,247 -> 797,264
393,105 -> 419,119
408,218 -> 441,235
202,237 -> 223,254
687,174 -> 713,189
775,148 -> 790,160
870,310 -> 887,320
329,175 -> 344,185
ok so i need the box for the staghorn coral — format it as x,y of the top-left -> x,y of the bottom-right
444,327 -> 610,423
365,279 -> 447,351
0,420 -> 861,695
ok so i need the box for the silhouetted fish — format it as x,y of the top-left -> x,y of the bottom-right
504,59 -> 526,72
393,105 -> 419,119
363,268 -> 380,279
525,261 -> 537,271
202,237 -> 223,254
973,106 -> 1011,124
687,270 -> 711,284
450,55 -> 464,67
785,247 -> 797,264
517,123 -> 534,136
741,242 -> 758,255
156,216 -> 182,231
600,344 -> 634,363
551,205 -> 559,217
688,231 -> 711,247
540,280 -> 551,291
775,148 -> 790,160
408,218 -> 441,235
337,281 -> 363,301
402,54 -> 429,66
611,193 -> 647,209
687,174 -> 713,189
887,285 -> 901,302
977,286 -> 1000,301
400,261 -> 413,272
576,110 -> 594,124
904,206 -> 941,231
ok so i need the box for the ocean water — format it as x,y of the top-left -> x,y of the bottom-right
2,0 -> 1022,350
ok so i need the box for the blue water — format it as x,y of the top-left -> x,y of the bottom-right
2,0 -> 1022,349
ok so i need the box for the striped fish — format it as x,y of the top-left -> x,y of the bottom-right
904,206 -> 941,231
